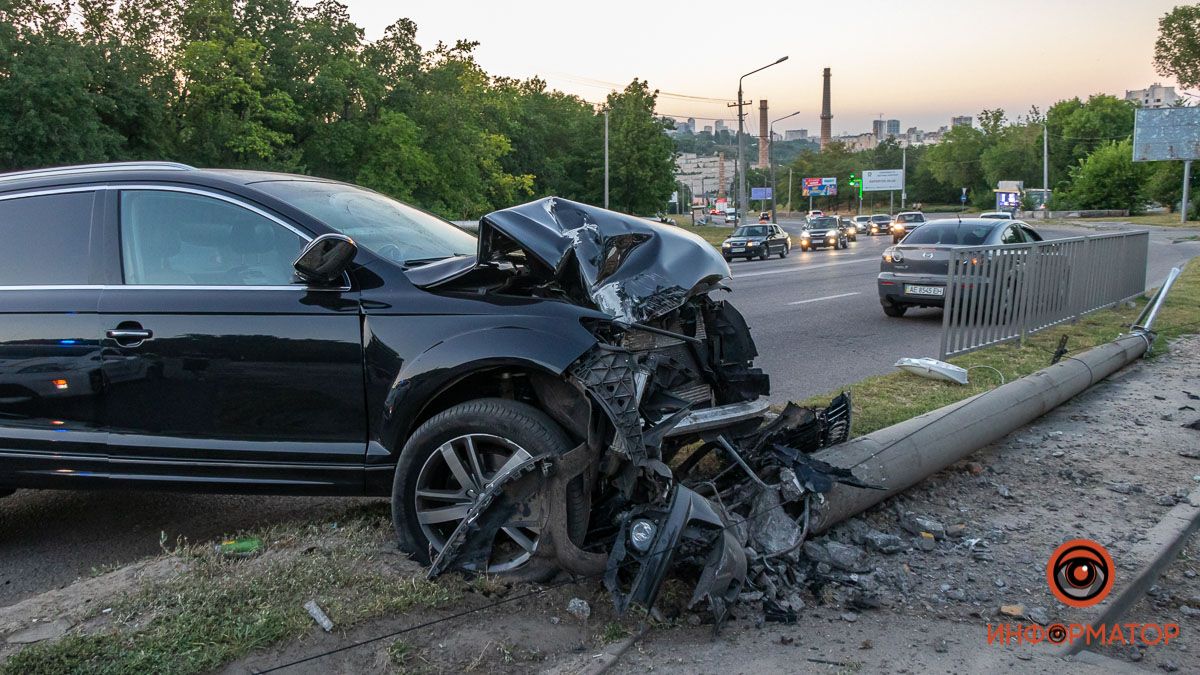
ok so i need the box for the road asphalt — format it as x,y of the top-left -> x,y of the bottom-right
2,217 -> 1197,606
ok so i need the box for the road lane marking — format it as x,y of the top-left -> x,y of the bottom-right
788,292 -> 861,305
734,255 -> 877,279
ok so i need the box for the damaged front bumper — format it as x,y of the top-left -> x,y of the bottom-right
418,196 -> 870,628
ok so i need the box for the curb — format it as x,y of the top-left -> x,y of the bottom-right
1060,486 -> 1200,657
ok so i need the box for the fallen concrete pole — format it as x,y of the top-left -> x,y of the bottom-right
808,331 -> 1151,533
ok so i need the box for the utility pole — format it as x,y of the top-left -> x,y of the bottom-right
787,167 -> 793,213
604,110 -> 610,210
1184,160 -> 1193,225
735,57 -> 788,222
1042,122 -> 1049,220
769,110 -> 801,223
901,145 -> 907,209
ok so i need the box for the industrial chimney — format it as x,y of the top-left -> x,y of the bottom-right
758,99 -> 769,167
820,68 -> 832,151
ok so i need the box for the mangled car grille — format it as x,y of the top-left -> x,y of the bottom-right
416,197 -> 868,629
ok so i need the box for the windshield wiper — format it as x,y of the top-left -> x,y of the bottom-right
401,255 -> 468,269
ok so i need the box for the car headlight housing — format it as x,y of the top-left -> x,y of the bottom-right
800,231 -> 810,238
884,247 -> 903,263
722,241 -> 731,247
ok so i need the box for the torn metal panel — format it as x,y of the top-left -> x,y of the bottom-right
415,197 -> 732,325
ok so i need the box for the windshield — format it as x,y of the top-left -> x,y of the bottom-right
808,217 -> 838,228
853,216 -> 870,222
733,226 -> 769,237
871,215 -> 891,223
252,180 -> 477,265
901,223 -> 993,246
981,213 -> 1012,219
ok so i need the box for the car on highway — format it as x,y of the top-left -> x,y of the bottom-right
806,210 -> 824,221
721,223 -> 791,260
890,211 -> 927,243
758,211 -> 771,223
840,217 -> 859,242
877,218 -> 1043,317
850,215 -> 871,234
798,216 -> 849,251
980,211 -> 1014,220
0,161 -> 787,579
724,208 -> 739,223
867,214 -> 892,235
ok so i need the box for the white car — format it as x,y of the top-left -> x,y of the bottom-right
980,211 -> 1014,220
724,208 -> 739,224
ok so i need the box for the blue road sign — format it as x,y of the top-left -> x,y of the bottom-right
751,187 -> 773,200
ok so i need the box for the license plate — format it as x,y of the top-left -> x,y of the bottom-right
905,284 -> 944,296
731,247 -> 745,253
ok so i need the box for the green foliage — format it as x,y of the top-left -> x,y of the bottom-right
603,79 -> 676,214
1154,3 -> 1200,90
1064,139 -> 1148,212
0,1 -> 663,219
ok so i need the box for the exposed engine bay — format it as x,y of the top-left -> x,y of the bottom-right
412,197 -> 870,627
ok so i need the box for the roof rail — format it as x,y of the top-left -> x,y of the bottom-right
0,161 -> 195,183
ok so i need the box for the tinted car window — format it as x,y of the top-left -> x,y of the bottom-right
1000,225 -> 1025,245
901,223 -> 993,246
0,191 -> 94,285
253,180 -> 475,266
120,190 -> 305,286
809,217 -> 838,228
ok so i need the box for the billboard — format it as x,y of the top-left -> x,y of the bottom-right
1133,108 -> 1200,162
802,177 -> 837,197
862,169 -> 904,192
750,187 -> 773,200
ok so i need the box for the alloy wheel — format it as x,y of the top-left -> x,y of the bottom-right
414,433 -> 540,572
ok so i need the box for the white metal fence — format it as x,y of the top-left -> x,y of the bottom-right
939,231 -> 1149,359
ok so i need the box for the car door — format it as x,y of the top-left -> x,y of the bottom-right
0,188 -> 108,488
98,186 -> 367,493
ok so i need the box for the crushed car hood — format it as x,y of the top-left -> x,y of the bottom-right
413,197 -> 732,324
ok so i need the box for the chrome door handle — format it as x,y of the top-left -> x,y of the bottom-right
106,327 -> 152,346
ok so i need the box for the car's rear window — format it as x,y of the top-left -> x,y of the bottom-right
901,223 -> 993,246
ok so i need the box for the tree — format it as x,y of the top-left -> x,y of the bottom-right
603,79 -> 676,215
1154,4 -> 1200,91
923,124 -> 989,205
1064,139 -> 1148,212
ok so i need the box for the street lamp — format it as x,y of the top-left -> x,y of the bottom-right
737,56 -> 788,223
769,110 -> 801,223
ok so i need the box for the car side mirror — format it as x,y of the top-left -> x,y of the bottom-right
294,233 -> 357,285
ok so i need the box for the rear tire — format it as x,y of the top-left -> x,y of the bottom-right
779,245 -> 788,259
882,301 -> 908,317
392,398 -> 583,579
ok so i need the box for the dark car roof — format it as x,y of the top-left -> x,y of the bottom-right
895,218 -> 1033,246
0,162 -> 340,195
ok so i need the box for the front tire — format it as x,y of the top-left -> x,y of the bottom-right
392,398 -> 578,577
779,244 -> 789,259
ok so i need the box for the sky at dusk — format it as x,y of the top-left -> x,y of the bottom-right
338,0 -> 1185,136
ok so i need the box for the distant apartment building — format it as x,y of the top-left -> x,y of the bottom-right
834,132 -> 877,152
951,116 -> 973,128
714,120 -> 727,133
886,119 -> 900,136
1125,83 -> 1180,109
872,119 -> 886,139
702,125 -> 714,134
675,152 -> 733,200
784,129 -> 809,141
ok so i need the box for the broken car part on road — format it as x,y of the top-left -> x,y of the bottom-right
416,198 -> 863,623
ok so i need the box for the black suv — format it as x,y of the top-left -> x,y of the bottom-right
0,163 -> 776,575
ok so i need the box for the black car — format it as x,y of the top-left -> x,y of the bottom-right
877,218 -> 1043,317
720,223 -> 791,260
798,216 -> 849,251
866,214 -> 892,236
0,162 -> 789,577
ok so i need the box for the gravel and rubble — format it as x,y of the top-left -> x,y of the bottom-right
615,336 -> 1200,673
